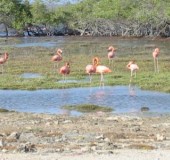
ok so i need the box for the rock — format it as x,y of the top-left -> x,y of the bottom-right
81,146 -> 90,152
106,117 -> 119,122
104,138 -> 110,142
7,132 -> 20,140
2,149 -> 8,153
0,138 -> 5,147
17,142 -> 36,153
0,112 -> 170,154
19,133 -> 38,143
141,107 -> 150,112
156,134 -> 166,141
55,148 -> 64,152
63,120 -> 72,124
96,135 -> 104,140
91,146 -> 97,151
54,120 -> 59,125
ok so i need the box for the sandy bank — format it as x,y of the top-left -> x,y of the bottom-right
1,149 -> 170,160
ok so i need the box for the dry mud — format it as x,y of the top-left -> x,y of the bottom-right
0,112 -> 170,159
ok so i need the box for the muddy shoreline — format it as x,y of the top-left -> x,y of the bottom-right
0,112 -> 170,154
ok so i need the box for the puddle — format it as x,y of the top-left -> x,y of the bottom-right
57,79 -> 88,83
0,86 -> 169,116
57,79 -> 79,83
20,73 -> 42,79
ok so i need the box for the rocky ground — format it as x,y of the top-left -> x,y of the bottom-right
0,112 -> 170,159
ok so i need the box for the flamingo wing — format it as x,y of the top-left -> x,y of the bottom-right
60,66 -> 70,75
96,65 -> 112,73
86,65 -> 96,74
130,64 -> 139,71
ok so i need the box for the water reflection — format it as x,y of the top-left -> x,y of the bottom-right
0,86 -> 169,115
129,82 -> 137,97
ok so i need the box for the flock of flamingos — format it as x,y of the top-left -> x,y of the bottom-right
51,46 -> 160,86
0,46 -> 160,86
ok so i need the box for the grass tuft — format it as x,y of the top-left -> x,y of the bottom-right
0,108 -> 10,112
62,104 -> 113,113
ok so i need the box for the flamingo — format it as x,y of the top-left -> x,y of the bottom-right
152,48 -> 160,73
126,60 -> 139,82
0,52 -> 8,73
51,48 -> 62,69
95,57 -> 112,87
107,46 -> 117,65
85,57 -> 98,83
59,62 -> 70,82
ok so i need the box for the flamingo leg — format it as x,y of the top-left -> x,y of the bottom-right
154,58 -> 156,73
157,57 -> 159,73
129,76 -> 132,83
111,59 -> 114,66
100,73 -> 104,87
57,62 -> 59,69
62,74 -> 65,82
53,63 -> 56,71
109,59 -> 114,67
129,70 -> 134,86
1,65 -> 3,74
89,74 -> 92,84
53,62 -> 59,71
64,75 -> 67,82
64,75 -> 67,83
131,70 -> 133,77
109,59 -> 111,65
134,71 -> 136,78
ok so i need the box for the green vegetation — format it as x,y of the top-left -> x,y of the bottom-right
0,108 -> 10,112
0,38 -> 169,92
0,0 -> 170,36
62,104 -> 113,113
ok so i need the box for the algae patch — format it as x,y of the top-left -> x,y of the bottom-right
62,104 -> 113,113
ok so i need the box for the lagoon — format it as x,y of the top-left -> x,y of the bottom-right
0,86 -> 169,115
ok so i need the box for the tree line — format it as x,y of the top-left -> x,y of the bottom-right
0,0 -> 170,37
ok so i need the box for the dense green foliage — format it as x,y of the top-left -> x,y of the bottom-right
0,0 -> 170,35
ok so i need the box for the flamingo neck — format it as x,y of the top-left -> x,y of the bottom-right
4,53 -> 8,61
57,52 -> 62,57
93,57 -> 99,66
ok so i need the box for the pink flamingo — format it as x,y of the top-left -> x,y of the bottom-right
0,52 -> 8,73
51,48 -> 62,69
107,46 -> 117,65
126,60 -> 139,82
152,48 -> 160,73
59,62 -> 70,82
95,57 -> 112,87
85,57 -> 98,83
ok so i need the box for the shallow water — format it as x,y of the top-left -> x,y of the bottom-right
1,36 -> 65,48
20,73 -> 42,79
1,36 -> 170,56
0,36 -> 170,116
0,86 -> 169,115
5,37 -> 166,48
